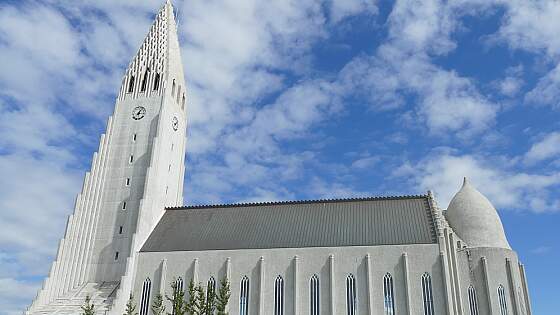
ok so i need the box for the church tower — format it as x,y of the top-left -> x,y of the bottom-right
27,1 -> 187,313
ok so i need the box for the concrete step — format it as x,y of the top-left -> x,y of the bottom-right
27,281 -> 119,315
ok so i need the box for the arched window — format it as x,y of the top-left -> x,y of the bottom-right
240,276 -> 249,315
346,274 -> 357,315
310,274 -> 319,315
383,273 -> 395,315
140,69 -> 149,92
421,273 -> 434,315
153,73 -> 160,91
175,277 -> 184,293
140,278 -> 151,315
468,285 -> 479,315
128,76 -> 135,93
208,276 -> 216,300
172,80 -> 176,97
498,285 -> 508,315
275,276 -> 284,315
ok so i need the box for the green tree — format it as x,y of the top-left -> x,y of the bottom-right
151,293 -> 165,315
184,280 -> 198,315
194,284 -> 206,315
204,282 -> 216,315
216,277 -> 231,315
124,294 -> 138,315
81,295 -> 95,315
166,279 -> 186,315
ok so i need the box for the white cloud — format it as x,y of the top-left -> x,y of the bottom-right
525,63 -> 560,109
396,151 -> 560,212
329,0 -> 378,23
0,277 -> 39,315
525,132 -> 560,164
531,245 -> 552,255
497,0 -> 560,58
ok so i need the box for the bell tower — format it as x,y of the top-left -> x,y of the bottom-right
27,1 -> 187,313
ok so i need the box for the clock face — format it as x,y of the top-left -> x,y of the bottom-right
172,116 -> 179,131
132,106 -> 146,120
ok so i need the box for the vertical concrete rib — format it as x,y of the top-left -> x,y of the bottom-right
506,259 -> 520,315
159,259 -> 167,295
259,256 -> 265,315
83,117 -> 114,284
193,258 -> 199,284
440,251 -> 454,315
482,257 -> 494,315
329,254 -> 335,315
61,166 -> 95,295
365,254 -> 373,315
293,256 -> 299,315
444,229 -> 458,314
73,134 -> 107,287
519,263 -> 532,315
79,117 -> 114,285
69,148 -> 101,290
449,233 -> 464,315
402,253 -> 412,315
226,257 -> 232,280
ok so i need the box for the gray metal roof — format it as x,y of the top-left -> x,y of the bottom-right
140,195 -> 438,252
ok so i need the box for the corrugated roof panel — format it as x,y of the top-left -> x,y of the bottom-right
140,196 -> 438,252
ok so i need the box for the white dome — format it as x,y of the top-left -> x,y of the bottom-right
445,178 -> 511,249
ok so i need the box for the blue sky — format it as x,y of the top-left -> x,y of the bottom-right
0,0 -> 559,314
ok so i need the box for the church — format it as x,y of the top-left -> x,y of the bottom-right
26,2 -> 532,315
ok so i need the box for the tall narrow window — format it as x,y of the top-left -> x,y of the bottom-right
153,73 -> 160,91
141,69 -> 149,92
177,86 -> 182,104
133,133 -> 137,142
421,273 -> 434,315
346,274 -> 357,315
383,273 -> 395,315
468,285 -> 479,315
126,178 -> 130,186
498,285 -> 508,315
208,276 -> 216,300
275,276 -> 284,315
114,251 -> 119,260
182,94 -> 186,110
140,278 -> 152,315
122,202 -> 127,210
129,155 -> 134,163
310,274 -> 319,315
128,76 -> 135,93
173,278 -> 184,315
119,226 -> 123,234
175,277 -> 184,293
172,79 -> 176,96
240,276 -> 249,315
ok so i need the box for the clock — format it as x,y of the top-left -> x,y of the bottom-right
172,116 -> 179,131
132,106 -> 146,120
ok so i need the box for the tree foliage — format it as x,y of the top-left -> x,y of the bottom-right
165,277 -> 230,315
124,294 -> 138,315
216,278 -> 231,315
81,295 -> 95,315
166,280 -> 186,315
151,293 -> 165,315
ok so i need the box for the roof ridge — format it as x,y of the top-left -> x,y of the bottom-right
166,194 -> 429,210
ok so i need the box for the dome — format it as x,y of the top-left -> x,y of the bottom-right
445,178 -> 511,249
